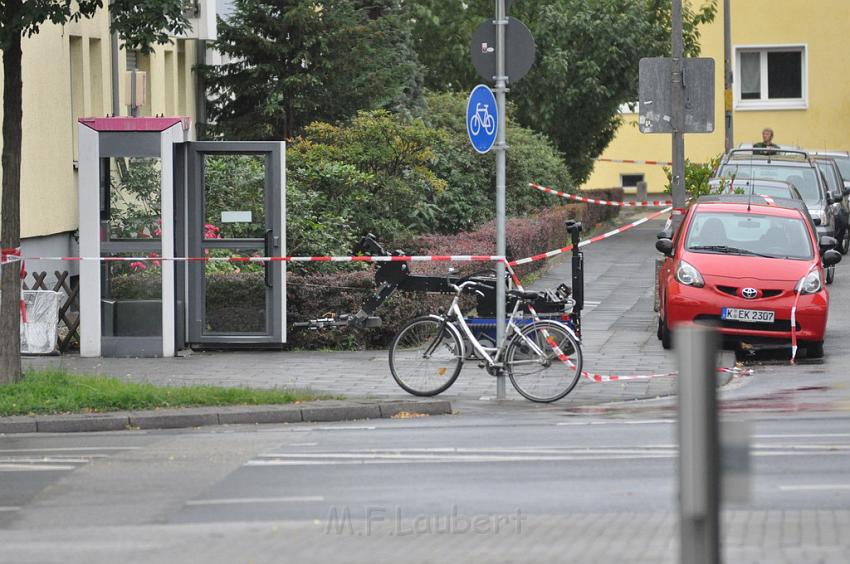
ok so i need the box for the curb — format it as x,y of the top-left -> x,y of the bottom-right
0,399 -> 452,434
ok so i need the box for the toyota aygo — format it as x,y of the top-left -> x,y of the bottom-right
656,195 -> 842,358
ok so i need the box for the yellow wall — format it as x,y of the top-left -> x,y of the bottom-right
0,5 -> 201,239
584,0 -> 850,193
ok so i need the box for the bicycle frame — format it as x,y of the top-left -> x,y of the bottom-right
442,290 -> 561,371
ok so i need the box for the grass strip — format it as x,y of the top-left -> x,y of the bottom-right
0,370 -> 326,417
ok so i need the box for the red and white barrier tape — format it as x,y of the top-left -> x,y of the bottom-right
502,260 -> 751,383
509,207 -> 672,266
530,183 -> 673,207
594,157 -> 673,166
0,247 -> 27,322
790,264 -> 818,364
0,254 -> 505,264
0,204 -> 671,267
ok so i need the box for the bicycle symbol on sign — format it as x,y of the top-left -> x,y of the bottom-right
469,103 -> 496,137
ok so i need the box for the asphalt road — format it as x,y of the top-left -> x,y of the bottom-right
3,217 -> 850,563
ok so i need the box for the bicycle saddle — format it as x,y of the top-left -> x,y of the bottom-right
507,289 -> 542,301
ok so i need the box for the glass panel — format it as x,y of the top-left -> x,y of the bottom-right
107,157 -> 162,240
717,165 -> 822,204
767,51 -> 802,99
101,253 -> 162,337
816,162 -> 840,195
204,249 -> 267,334
203,154 -> 267,240
686,212 -> 813,260
740,52 -> 761,100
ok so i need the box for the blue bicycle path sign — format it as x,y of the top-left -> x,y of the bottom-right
466,84 -> 498,154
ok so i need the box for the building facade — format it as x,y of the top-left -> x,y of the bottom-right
0,0 -> 217,275
584,0 -> 850,193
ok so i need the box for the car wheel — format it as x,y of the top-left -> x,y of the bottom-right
661,318 -> 673,350
657,315 -> 663,340
826,265 -> 835,285
807,341 -> 824,359
841,228 -> 850,255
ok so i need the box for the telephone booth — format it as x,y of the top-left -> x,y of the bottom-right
78,117 -> 286,357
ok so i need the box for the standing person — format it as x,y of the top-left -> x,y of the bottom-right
754,127 -> 779,154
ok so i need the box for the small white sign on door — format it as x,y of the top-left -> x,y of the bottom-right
221,211 -> 252,223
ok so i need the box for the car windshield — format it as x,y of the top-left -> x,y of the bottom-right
717,164 -> 822,204
686,211 -> 813,260
815,161 -> 841,195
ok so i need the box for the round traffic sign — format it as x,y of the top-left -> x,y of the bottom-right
470,17 -> 536,84
466,85 -> 499,154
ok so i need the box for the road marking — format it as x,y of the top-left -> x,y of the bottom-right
245,454 -> 675,466
755,433 -> 850,439
778,484 -> 850,492
186,496 -> 325,506
289,426 -> 377,432
0,457 -> 101,464
556,419 -> 674,426
0,463 -> 77,471
289,442 -> 318,447
0,506 -> 21,512
0,447 -> 142,454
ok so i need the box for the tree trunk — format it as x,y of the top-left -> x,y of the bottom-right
0,10 -> 24,386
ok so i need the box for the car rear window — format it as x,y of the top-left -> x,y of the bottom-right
717,164 -> 821,204
686,211 -> 813,260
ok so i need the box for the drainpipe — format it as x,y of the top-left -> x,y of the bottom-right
110,26 -> 120,116
195,39 -> 207,139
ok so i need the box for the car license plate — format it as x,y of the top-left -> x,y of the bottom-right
721,308 -> 775,323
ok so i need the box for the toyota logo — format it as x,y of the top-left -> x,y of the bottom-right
741,288 -> 758,299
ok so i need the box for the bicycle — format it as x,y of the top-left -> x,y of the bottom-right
388,280 -> 583,403
469,103 -> 496,136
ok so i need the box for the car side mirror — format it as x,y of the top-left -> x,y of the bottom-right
813,217 -> 822,226
655,238 -> 674,257
826,194 -> 835,205
823,249 -> 842,267
820,235 -> 838,252
843,187 -> 850,197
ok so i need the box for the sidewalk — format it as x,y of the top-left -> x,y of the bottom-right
24,212 -> 732,404
0,510 -> 846,564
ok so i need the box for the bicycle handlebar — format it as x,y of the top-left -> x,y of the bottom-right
448,280 -> 486,296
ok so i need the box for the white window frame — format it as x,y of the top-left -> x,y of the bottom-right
734,44 -> 808,111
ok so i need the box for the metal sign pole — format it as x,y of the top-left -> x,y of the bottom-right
494,0 -> 508,400
671,0 -> 686,216
677,325 -> 721,564
724,0 -> 734,152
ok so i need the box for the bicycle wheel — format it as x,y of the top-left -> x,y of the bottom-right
505,320 -> 582,403
389,316 -> 464,396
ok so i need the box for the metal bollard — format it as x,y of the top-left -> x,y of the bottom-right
676,325 -> 720,564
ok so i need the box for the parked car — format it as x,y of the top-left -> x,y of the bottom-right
714,149 -> 838,283
707,178 -> 803,201
809,150 -> 850,191
811,156 -> 850,254
656,195 -> 841,358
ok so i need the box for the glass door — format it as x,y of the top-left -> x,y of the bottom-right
186,142 -> 285,346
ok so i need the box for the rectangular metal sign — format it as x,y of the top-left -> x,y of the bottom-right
639,57 -> 715,134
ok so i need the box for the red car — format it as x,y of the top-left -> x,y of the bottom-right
656,195 -> 842,358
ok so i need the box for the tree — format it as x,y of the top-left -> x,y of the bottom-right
0,0 -> 188,385
410,0 -> 717,182
201,0 -> 424,141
